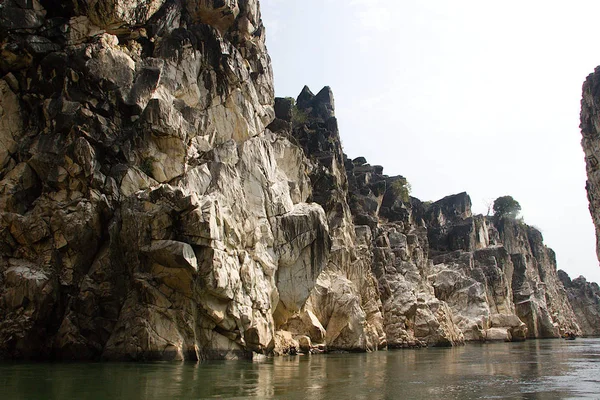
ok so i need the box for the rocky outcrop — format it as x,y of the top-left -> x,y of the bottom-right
497,219 -> 581,337
424,194 -> 580,340
269,87 -> 385,352
581,68 -> 600,264
344,158 -> 580,342
282,84 -> 582,345
559,271 -> 600,336
344,156 -> 463,347
0,0 -> 334,360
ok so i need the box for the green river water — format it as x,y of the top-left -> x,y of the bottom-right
1,338 -> 599,399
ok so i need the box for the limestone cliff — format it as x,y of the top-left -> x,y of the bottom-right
559,271 -> 600,336
0,0 -> 596,361
274,86 -> 585,346
581,67 -> 600,264
0,0 -> 331,360
344,158 -> 579,342
272,88 -> 385,352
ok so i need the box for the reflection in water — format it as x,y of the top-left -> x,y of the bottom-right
1,339 -> 600,399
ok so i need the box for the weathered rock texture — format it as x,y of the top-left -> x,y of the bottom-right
581,68 -> 600,264
273,86 -> 586,347
285,87 -> 385,351
345,157 -> 463,347
0,0 -> 331,360
1,0 -> 596,361
576,67 -> 600,336
559,271 -> 600,336
346,170 -> 579,343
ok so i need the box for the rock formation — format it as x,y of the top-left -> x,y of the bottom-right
0,0 -> 597,361
581,68 -> 600,264
559,271 -> 600,336
0,0 -> 331,360
273,87 -> 584,346
271,88 -> 385,352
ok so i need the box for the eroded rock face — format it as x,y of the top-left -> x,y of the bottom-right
269,86 -> 386,352
426,195 -> 579,340
497,219 -> 581,337
0,0 -> 333,360
581,67 -> 600,265
344,156 -> 463,347
1,0 -> 595,361
342,156 -> 579,343
559,271 -> 600,336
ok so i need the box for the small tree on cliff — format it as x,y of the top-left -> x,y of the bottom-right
389,178 -> 412,203
493,195 -> 521,219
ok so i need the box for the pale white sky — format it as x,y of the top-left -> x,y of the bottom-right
261,0 -> 600,284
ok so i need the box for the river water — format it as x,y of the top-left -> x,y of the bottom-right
1,338 -> 600,399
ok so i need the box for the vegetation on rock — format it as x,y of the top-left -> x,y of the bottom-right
493,195 -> 522,219
285,97 -> 309,125
389,178 -> 412,203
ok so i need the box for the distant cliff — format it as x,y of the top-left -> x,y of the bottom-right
271,91 -> 587,345
559,271 -> 600,336
0,0 -> 597,361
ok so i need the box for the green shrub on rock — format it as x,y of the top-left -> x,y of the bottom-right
389,178 -> 412,203
493,195 -> 521,219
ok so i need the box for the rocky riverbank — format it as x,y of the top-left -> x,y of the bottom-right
0,0 -> 598,360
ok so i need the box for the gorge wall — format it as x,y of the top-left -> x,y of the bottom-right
581,69 -> 600,277
271,91 -> 584,345
581,68 -> 600,265
559,271 -> 600,336
0,0 -> 597,361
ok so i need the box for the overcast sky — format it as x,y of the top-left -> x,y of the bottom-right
260,0 -> 600,284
